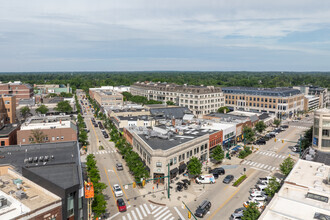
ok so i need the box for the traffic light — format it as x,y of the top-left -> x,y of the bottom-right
188,211 -> 191,219
274,138 -> 277,142
142,180 -> 146,187
133,182 -> 136,188
282,140 -> 284,143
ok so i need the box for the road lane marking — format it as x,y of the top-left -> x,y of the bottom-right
127,213 -> 132,220
242,160 -> 247,165
113,166 -> 130,205
131,209 -> 138,220
135,207 -> 143,220
143,204 -> 150,214
103,167 -> 118,208
154,207 -> 168,218
264,165 -> 268,169
109,211 -> 121,220
272,167 -> 276,171
152,206 -> 163,214
260,164 -> 265,169
163,214 -> 172,220
139,205 -> 147,217
155,209 -> 171,220
174,207 -> 186,220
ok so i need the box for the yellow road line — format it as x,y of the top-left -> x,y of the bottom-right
103,167 -> 118,208
113,166 -> 130,205
207,188 -> 240,220
276,128 -> 296,153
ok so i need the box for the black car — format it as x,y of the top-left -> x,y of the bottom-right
195,200 -> 211,218
280,125 -> 289,129
223,175 -> 234,184
254,139 -> 266,145
94,123 -> 98,127
104,134 -> 109,138
263,135 -> 271,141
209,167 -> 225,176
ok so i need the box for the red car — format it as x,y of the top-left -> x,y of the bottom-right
117,198 -> 127,212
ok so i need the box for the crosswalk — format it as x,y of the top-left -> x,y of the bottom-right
242,160 -> 277,172
88,150 -> 116,155
121,203 -> 177,220
290,125 -> 310,129
256,151 -> 286,159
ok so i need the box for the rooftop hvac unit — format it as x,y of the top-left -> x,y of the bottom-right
0,196 -> 7,207
16,190 -> 27,200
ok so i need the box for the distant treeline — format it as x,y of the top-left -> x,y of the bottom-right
0,72 -> 329,91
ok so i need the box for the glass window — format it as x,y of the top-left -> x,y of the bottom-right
170,159 -> 173,166
67,193 -> 75,217
323,120 -> 330,127
322,129 -> 330,137
22,138 -> 25,143
190,150 -> 192,156
156,162 -> 162,167
179,155 -> 182,162
197,147 -> 199,153
187,152 -> 189,158
194,148 -> 197,154
174,157 -> 177,164
182,153 -> 185,160
61,136 -> 64,140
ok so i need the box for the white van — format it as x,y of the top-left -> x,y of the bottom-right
196,175 -> 215,184
256,184 -> 267,191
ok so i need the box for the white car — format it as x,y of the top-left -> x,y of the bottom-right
249,194 -> 267,201
250,191 -> 265,197
113,184 -> 123,197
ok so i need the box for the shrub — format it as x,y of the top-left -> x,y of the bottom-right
233,175 -> 247,186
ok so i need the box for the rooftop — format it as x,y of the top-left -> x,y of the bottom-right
117,115 -> 151,121
0,124 -> 19,137
20,120 -> 72,130
130,125 -> 215,151
0,141 -> 81,190
150,107 -> 191,119
0,165 -> 61,219
259,159 -> 330,220
222,86 -> 301,97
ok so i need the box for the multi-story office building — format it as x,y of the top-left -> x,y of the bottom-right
294,85 -> 328,108
0,94 -> 16,124
131,81 -> 225,115
222,87 -> 304,118
17,115 -> 77,145
93,90 -> 123,107
304,95 -> 320,111
313,108 -> 330,151
0,81 -> 33,105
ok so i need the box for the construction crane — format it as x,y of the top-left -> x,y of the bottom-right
84,178 -> 94,220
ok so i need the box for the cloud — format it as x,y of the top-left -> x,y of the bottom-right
0,0 -> 330,71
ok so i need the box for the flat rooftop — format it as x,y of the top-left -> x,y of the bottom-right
222,86 -> 301,97
0,124 -> 19,137
0,165 -> 61,219
117,115 -> 151,121
259,159 -> 330,220
20,120 -> 72,130
131,125 -> 215,151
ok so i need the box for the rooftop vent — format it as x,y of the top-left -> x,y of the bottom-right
16,190 -> 27,200
0,196 -> 8,207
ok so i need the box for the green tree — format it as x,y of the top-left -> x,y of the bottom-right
301,126 -> 312,150
242,203 -> 261,220
211,145 -> 224,163
264,177 -> 281,197
55,101 -> 73,113
217,106 -> 230,113
243,126 -> 255,143
187,157 -> 202,176
255,121 -> 266,134
36,105 -> 49,114
166,101 -> 175,105
29,129 -> 48,143
273,119 -> 281,127
280,157 -> 295,176
60,92 -> 73,98
20,106 -> 31,119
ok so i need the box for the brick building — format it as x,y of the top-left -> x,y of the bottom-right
0,81 -> 33,105
0,94 -> 16,124
17,115 -> 77,145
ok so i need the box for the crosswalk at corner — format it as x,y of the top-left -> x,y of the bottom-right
241,160 -> 277,172
256,151 -> 287,159
88,150 -> 116,155
117,203 -> 183,220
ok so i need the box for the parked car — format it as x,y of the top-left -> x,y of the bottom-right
104,133 -> 109,138
209,167 -> 225,175
280,125 -> 289,129
116,163 -> 123,171
249,194 -> 268,201
243,200 -> 265,209
196,175 -> 215,184
195,200 -> 211,218
117,198 -> 127,212
230,207 -> 246,220
223,175 -> 234,184
254,139 -> 266,145
250,191 -> 266,197
113,184 -> 123,197
263,135 -> 271,141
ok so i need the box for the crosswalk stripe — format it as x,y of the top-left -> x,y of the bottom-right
260,164 -> 265,169
127,213 -> 132,220
272,167 -> 276,171
131,210 -> 138,220
122,216 -> 126,220
155,209 -> 171,220
242,160 -> 247,165
139,205 -> 147,217
154,207 -> 168,218
169,217 -> 175,220
250,162 -> 256,166
264,165 -> 268,169
257,163 -> 262,168
281,156 -> 286,159
152,206 -> 163,214
256,151 -> 261,154
270,154 -> 276,157
174,207 -> 185,220
265,152 -> 270,156
275,155 -> 279,158
143,204 -> 150,214
268,166 -> 272,170
162,214 -> 173,220
135,207 -> 143,220
150,204 -> 157,210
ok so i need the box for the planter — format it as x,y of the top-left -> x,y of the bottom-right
233,175 -> 247,187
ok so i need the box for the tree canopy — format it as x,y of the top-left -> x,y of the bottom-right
36,105 -> 49,114
264,177 -> 281,198
242,203 -> 261,220
280,157 -> 295,176
273,119 -> 281,127
217,106 -> 230,113
55,101 -> 73,113
187,157 -> 202,176
20,106 -> 30,119
255,121 -> 266,133
243,126 -> 255,143
211,145 -> 224,163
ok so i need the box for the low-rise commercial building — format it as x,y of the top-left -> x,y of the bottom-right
0,165 -> 62,219
131,81 -> 225,115
93,90 -> 123,107
34,84 -> 72,95
294,85 -> 328,108
259,159 -> 330,220
89,86 -> 130,99
304,95 -> 320,111
113,115 -> 155,130
222,87 -> 304,118
313,108 -> 330,152
0,94 -> 16,124
17,115 -> 77,145
124,125 -> 217,181
0,124 -> 20,146
0,81 -> 33,105
105,105 -> 150,118
0,141 -> 84,220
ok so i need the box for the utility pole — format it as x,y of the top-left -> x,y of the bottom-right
182,201 -> 197,220
167,163 -> 170,199
299,134 -> 302,158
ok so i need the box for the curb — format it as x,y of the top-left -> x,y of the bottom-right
148,200 -> 166,206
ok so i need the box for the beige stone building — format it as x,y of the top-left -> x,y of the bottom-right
313,108 -> 330,151
130,81 -> 225,115
94,90 -> 123,107
222,87 -> 304,118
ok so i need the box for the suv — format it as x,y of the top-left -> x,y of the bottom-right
254,139 -> 266,145
195,200 -> 211,218
209,167 -> 225,178
116,163 -> 123,171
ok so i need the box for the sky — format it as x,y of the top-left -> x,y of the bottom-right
1,0 -> 330,72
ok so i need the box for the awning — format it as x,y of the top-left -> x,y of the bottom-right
179,163 -> 187,174
170,168 -> 179,175
231,145 -> 242,151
